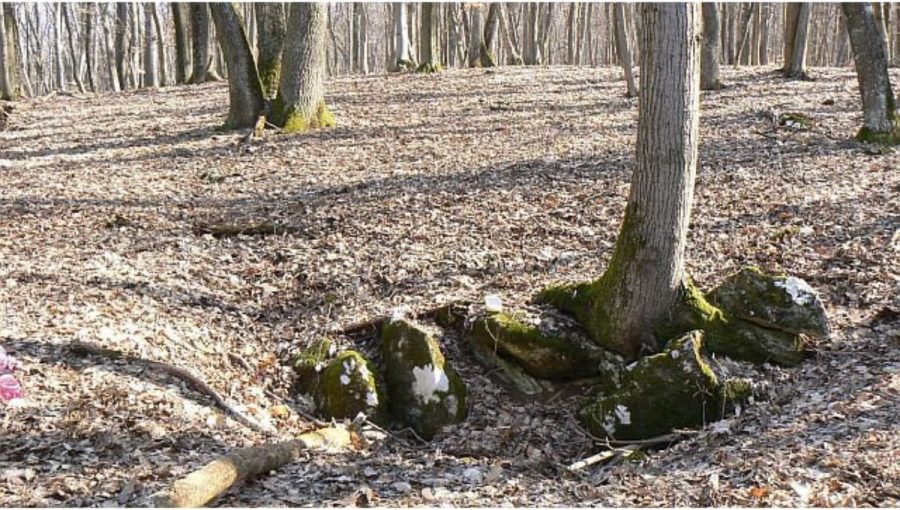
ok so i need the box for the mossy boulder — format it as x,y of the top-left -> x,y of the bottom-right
466,311 -> 625,381
580,331 -> 726,440
707,267 -> 829,338
315,350 -> 386,422
381,318 -> 467,439
291,338 -> 336,396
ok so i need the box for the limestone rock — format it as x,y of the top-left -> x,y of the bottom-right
381,318 -> 467,439
707,266 -> 829,338
291,338 -> 336,396
315,350 -> 386,421
580,331 -> 726,440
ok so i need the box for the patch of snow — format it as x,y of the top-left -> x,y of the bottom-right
390,307 -> 407,322
614,404 -> 631,425
412,364 -> 450,404
775,276 -> 817,306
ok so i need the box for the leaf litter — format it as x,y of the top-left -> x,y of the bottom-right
0,66 -> 898,506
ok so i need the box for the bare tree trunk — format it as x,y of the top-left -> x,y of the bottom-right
274,3 -> 333,133
115,2 -> 128,89
53,3 -> 66,92
390,2 -> 414,70
576,1 -> 587,64
209,2 -> 263,129
102,4 -> 120,91
783,2 -> 811,79
351,3 -> 368,74
172,3 -> 190,84
498,3 -> 521,65
567,3 -> 577,64
842,2 -> 897,143
751,3 -> 761,65
256,2 -> 285,98
541,3 -> 702,359
701,2 -> 724,90
189,3 -> 214,83
481,2 -> 499,67
83,3 -> 97,91
143,3 -> 158,88
0,3 -> 11,99
523,2 -> 538,64
735,3 -> 754,66
468,3 -> 484,67
759,2 -> 771,65
613,3 -> 638,97
417,2 -> 439,72
151,3 -> 167,86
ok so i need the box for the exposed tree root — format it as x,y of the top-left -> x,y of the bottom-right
154,427 -> 352,507
68,341 -> 271,434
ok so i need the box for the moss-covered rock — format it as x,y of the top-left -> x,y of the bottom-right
580,331 -> 723,440
315,350 -> 386,422
707,267 -> 829,338
778,112 -> 814,130
381,318 -> 467,439
291,338 -> 336,396
466,311 -> 624,380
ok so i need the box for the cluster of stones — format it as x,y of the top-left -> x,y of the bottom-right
292,317 -> 467,440
293,266 -> 829,442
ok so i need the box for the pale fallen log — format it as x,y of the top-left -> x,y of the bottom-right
155,427 -> 352,507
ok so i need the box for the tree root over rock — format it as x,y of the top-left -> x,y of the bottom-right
154,427 -> 352,507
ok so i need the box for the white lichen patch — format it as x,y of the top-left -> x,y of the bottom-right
412,363 -> 450,404
340,374 -> 351,385
775,276 -> 817,306
614,404 -> 631,425
366,391 -> 379,407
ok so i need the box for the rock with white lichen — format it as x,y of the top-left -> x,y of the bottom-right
580,330 -> 746,440
315,350 -> 386,422
707,266 -> 830,338
291,338 -> 336,396
381,318 -> 467,439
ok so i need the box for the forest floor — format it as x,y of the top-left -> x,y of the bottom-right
0,66 -> 898,507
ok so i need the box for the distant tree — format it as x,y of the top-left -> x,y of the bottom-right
389,2 -> 414,71
189,3 -> 220,83
417,3 -> 440,72
613,3 -> 638,97
701,2 -> 725,90
0,3 -> 19,100
143,3 -> 159,88
468,4 -> 485,67
115,2 -> 128,89
171,3 -> 190,84
273,3 -> 334,133
480,2 -> 500,67
783,3 -> 811,79
83,3 -> 97,92
540,3 -> 703,358
255,2 -> 286,98
842,2 -> 898,144
209,3 -> 264,129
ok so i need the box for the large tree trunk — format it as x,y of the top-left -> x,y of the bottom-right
390,2 -> 414,70
115,2 -> 128,90
143,2 -> 158,88
759,2 -> 771,65
53,3 -> 66,92
783,2 -> 811,79
842,2 -> 897,143
209,3 -> 264,129
255,2 -> 286,98
613,3 -> 638,98
351,3 -> 368,74
498,3 -> 522,65
541,3 -> 702,359
83,3 -> 97,92
0,3 -> 12,100
189,3 -> 217,83
701,2 -> 725,90
468,3 -> 484,67
172,3 -> 190,83
523,2 -> 538,64
481,2 -> 500,67
734,3 -> 754,66
274,2 -> 333,133
567,3 -> 577,64
151,3 -> 167,86
417,2 -> 440,72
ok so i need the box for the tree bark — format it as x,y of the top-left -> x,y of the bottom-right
143,3 -> 158,88
759,2 -> 771,65
209,3 -> 264,129
115,2 -> 128,89
172,3 -> 190,84
613,3 -> 638,97
53,3 -> 66,92
255,2 -> 286,98
151,3 -> 167,86
701,2 -> 724,90
390,2 -> 414,70
498,3 -> 522,65
274,2 -> 333,133
83,3 -> 97,92
783,2 -> 811,79
842,2 -> 897,142
541,3 -> 702,359
468,3 -> 484,67
0,3 -> 11,99
481,2 -> 500,67
188,3 -> 215,83
735,3 -> 754,66
567,3 -> 577,64
523,2 -> 538,64
417,2 -> 440,72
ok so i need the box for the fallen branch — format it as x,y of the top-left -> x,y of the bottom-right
154,427 -> 352,507
68,341 -> 271,434
567,449 -> 618,472
194,221 -> 300,238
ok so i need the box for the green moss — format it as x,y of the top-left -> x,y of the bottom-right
316,350 -> 386,422
778,112 -> 813,129
855,126 -> 900,146
580,331 -> 723,440
416,62 -> 442,74
258,64 -> 281,99
273,98 -> 335,134
720,377 -> 753,404
291,338 -> 335,396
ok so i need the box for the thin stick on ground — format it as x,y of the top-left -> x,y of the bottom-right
154,427 -> 353,507
68,340 -> 272,434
